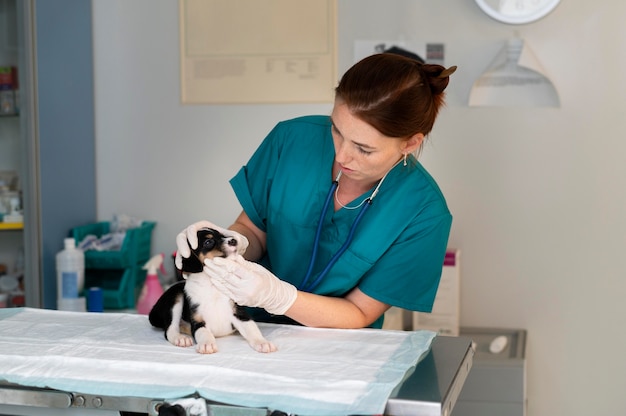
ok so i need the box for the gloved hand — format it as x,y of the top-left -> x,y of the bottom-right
175,220 -> 249,269
204,255 -> 297,315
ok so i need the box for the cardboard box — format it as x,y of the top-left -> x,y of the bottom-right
383,249 -> 461,335
413,249 -> 461,335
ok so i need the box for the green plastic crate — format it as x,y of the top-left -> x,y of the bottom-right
83,267 -> 147,309
71,221 -> 156,269
71,221 -> 156,309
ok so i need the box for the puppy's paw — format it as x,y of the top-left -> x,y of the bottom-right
196,341 -> 219,354
251,339 -> 277,353
170,333 -> 194,348
194,329 -> 218,354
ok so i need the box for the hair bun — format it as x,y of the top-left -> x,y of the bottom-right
437,66 -> 457,79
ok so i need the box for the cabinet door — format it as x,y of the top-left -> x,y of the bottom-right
0,0 -> 29,306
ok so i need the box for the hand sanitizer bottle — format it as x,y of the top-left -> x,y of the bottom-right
136,253 -> 165,314
56,238 -> 85,309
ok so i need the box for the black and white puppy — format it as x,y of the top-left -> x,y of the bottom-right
148,228 -> 276,354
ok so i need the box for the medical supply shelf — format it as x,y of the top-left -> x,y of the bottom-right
0,222 -> 23,230
71,221 -> 156,309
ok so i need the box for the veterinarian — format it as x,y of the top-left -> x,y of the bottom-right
176,53 -> 456,329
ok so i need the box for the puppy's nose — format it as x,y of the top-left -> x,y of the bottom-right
227,238 -> 237,247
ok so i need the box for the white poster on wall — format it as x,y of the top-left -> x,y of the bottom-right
179,0 -> 337,104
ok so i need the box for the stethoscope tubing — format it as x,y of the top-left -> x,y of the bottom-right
300,179 -> 338,292
301,199 -> 370,292
299,159 -> 401,293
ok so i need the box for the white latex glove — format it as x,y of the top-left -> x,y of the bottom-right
175,220 -> 249,269
204,254 -> 297,315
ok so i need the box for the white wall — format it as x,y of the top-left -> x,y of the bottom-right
93,1 -> 626,415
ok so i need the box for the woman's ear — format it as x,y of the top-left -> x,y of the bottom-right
403,133 -> 425,154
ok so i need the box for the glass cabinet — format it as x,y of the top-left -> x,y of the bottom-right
0,0 -> 27,307
0,0 -> 96,309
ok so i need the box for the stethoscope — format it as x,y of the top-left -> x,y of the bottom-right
299,161 -> 400,292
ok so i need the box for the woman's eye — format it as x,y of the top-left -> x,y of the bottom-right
357,146 -> 372,155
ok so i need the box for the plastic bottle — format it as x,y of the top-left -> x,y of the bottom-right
56,238 -> 85,308
136,253 -> 166,315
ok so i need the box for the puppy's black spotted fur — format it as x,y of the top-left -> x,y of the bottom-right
148,228 -> 276,354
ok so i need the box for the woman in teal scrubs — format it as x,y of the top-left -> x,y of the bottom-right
177,53 -> 457,329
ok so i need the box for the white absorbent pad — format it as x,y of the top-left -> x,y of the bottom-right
0,308 -> 436,415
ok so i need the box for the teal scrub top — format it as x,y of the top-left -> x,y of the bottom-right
230,115 -> 452,328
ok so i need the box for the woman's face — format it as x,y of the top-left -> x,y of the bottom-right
330,100 -> 407,187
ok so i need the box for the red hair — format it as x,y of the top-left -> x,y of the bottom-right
335,53 -> 456,138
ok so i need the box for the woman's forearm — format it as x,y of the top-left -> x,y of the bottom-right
285,288 -> 390,329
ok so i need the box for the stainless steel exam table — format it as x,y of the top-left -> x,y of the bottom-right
0,335 -> 473,416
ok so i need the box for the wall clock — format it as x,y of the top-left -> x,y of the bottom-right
474,0 -> 561,24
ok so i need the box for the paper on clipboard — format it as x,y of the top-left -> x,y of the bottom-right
469,38 -> 560,107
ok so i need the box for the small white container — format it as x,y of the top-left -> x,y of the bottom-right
0,275 -> 19,293
56,238 -> 85,303
57,297 -> 86,312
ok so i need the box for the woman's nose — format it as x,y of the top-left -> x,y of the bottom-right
335,142 -> 351,164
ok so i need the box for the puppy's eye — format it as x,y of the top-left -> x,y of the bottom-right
202,239 -> 216,250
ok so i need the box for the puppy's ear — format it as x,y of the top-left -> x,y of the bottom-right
179,242 -> 204,274
180,256 -> 204,273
